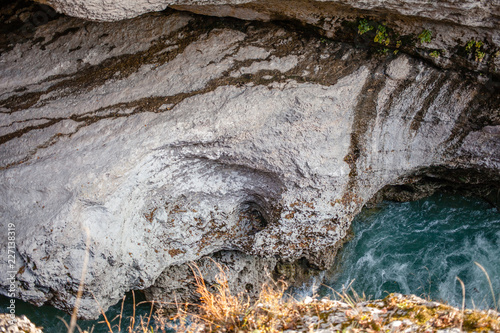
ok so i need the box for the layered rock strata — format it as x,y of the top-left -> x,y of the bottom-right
32,0 -> 500,77
0,2 -> 499,319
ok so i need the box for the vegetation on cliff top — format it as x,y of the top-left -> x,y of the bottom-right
118,263 -> 500,332
4,262 -> 500,332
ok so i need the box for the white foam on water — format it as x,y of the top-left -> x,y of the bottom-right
322,194 -> 500,309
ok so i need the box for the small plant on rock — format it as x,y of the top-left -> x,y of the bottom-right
393,40 -> 402,54
378,48 -> 390,55
466,40 -> 486,62
418,29 -> 432,43
429,50 -> 440,58
374,25 -> 390,46
476,49 -> 486,62
358,19 -> 373,35
465,40 -> 476,53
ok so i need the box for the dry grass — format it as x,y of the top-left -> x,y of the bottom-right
59,233 -> 500,333
158,264 -> 500,333
159,262 -> 301,332
89,291 -> 156,333
55,262 -> 500,333
153,261 -> 370,332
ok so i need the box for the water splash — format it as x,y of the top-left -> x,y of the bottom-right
322,193 -> 500,309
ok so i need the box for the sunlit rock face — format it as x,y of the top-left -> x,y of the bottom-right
0,1 -> 499,319
32,0 -> 500,84
35,0 -> 500,27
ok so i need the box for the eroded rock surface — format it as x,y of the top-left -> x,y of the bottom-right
28,0 -> 500,82
0,2 -> 499,319
35,0 -> 500,27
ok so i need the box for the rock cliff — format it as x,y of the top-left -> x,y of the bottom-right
0,0 -> 499,319
34,0 -> 500,28
32,0 -> 500,77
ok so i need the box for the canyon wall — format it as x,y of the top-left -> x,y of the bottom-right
0,0 -> 499,319
31,0 -> 500,75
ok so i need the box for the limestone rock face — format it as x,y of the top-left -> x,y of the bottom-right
0,3 -> 499,320
29,0 -> 500,80
35,0 -> 500,27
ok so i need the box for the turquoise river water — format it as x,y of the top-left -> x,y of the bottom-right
0,291 -> 154,332
322,193 -> 500,309
1,193 -> 499,331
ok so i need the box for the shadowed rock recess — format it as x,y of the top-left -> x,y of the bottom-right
0,0 -> 499,320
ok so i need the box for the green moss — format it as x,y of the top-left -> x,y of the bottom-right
462,311 -> 500,331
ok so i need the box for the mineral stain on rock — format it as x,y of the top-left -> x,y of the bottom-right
0,0 -> 498,320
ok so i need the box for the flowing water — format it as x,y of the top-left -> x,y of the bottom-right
1,193 -> 499,331
321,193 -> 500,309
0,291 -> 155,332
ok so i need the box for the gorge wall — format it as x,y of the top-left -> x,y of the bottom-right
0,0 -> 499,319
32,0 -> 500,75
